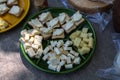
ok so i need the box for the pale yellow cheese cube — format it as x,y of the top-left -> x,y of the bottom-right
88,37 -> 94,48
88,33 -> 93,37
78,47 -> 90,55
80,33 -> 88,38
73,38 -> 81,47
82,28 -> 88,33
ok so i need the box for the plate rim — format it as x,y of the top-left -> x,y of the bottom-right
0,0 -> 30,33
20,7 -> 97,74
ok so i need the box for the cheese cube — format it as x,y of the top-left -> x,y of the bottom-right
24,42 -> 31,48
60,54 -> 67,60
0,3 -> 9,15
49,58 -> 60,65
65,64 -> 73,69
31,29 -> 40,36
32,44 -> 39,50
48,64 -> 57,71
64,47 -> 72,51
42,55 -> 48,61
88,33 -> 93,37
66,57 -> 71,64
21,29 -> 27,36
24,33 -> 30,41
43,46 -> 52,54
70,50 -> 79,57
54,47 -> 61,55
78,47 -> 90,55
57,40 -> 64,48
88,37 -> 94,48
50,41 -> 57,47
68,54 -> 75,59
26,48 -> 36,58
73,38 -> 81,47
59,60 -> 65,66
82,28 -> 88,33
57,65 -> 61,72
29,37 -> 34,43
64,41 -> 73,47
74,57 -> 81,64
80,33 -> 88,38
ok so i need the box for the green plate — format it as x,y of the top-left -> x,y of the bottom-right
20,8 -> 96,74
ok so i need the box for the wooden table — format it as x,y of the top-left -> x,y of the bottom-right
0,0 -> 116,80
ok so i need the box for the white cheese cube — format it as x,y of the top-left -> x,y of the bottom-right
48,64 -> 57,71
36,48 -> 43,56
68,54 -> 75,59
70,50 -> 79,57
58,13 -> 66,24
24,42 -> 31,48
49,58 -> 60,65
82,28 -> 88,33
64,47 -> 72,51
24,33 -> 30,41
66,57 -> 71,64
64,41 -> 73,47
26,48 -> 36,58
43,46 -> 52,54
29,37 -> 34,44
42,55 -> 48,61
54,47 -> 61,55
60,54 -> 67,60
74,57 -> 81,64
19,37 -> 25,43
59,60 -> 65,66
32,44 -> 39,50
50,41 -> 57,47
20,29 -> 27,36
57,40 -> 64,48
57,65 -> 61,72
31,29 -> 40,36
65,64 -> 73,69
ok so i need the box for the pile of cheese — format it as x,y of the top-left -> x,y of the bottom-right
20,29 -> 43,59
42,40 -> 81,72
70,27 -> 94,55
28,11 -> 84,40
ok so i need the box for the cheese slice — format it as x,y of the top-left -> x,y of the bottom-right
71,11 -> 82,22
47,18 -> 59,28
53,29 -> 64,36
28,18 -> 43,28
64,20 -> 74,31
0,3 -> 9,15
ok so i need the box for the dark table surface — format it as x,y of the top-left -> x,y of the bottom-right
0,0 -> 116,80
